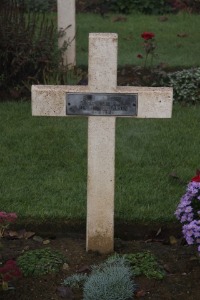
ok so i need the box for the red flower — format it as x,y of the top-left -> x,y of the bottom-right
191,170 -> 200,182
137,54 -> 143,59
141,32 -> 155,40
191,175 -> 200,182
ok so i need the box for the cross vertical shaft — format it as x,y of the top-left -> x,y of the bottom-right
86,33 -> 118,253
32,32 -> 173,255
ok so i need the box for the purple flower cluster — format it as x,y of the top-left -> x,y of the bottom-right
182,220 -> 200,245
175,181 -> 200,252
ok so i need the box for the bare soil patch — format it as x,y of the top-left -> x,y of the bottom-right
1,222 -> 200,300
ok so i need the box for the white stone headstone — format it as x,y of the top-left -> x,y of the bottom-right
32,33 -> 173,254
57,0 -> 76,67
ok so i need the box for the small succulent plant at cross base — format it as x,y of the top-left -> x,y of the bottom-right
17,247 -> 66,277
137,32 -> 157,68
63,255 -> 136,300
124,251 -> 165,280
175,170 -> 200,253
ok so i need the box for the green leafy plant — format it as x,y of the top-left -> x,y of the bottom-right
106,0 -> 135,14
17,247 -> 66,277
16,0 -> 56,12
106,0 -> 173,14
124,251 -> 165,280
161,68 -> 200,104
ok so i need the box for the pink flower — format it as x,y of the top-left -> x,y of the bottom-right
0,260 -> 22,282
0,211 -> 17,223
0,212 -> 7,222
6,213 -> 17,223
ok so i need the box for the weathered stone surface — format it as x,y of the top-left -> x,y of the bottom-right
86,34 -> 118,253
32,85 -> 172,119
57,0 -> 76,67
87,116 -> 115,253
88,33 -> 118,92
32,33 -> 173,254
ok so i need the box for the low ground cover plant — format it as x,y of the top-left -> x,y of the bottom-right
17,247 -> 66,277
124,251 -> 165,280
63,253 -> 164,298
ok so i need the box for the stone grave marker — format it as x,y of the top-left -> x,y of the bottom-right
57,0 -> 76,67
32,33 -> 173,254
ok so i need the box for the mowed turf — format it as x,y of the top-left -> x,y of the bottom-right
1,102 -> 200,223
76,12 -> 200,67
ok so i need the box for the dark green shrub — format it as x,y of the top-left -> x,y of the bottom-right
0,0 -> 74,99
16,0 -> 56,12
106,0 -> 173,15
106,0 -> 135,14
171,0 -> 200,13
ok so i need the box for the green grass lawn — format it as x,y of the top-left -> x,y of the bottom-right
1,11 -> 200,225
75,12 -> 200,67
1,102 -> 200,223
48,12 -> 200,68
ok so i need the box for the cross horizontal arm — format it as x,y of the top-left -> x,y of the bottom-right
117,86 -> 173,118
32,85 -> 89,117
32,85 -> 173,118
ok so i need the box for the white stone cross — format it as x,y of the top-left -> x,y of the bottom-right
57,0 -> 76,67
32,33 -> 173,254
